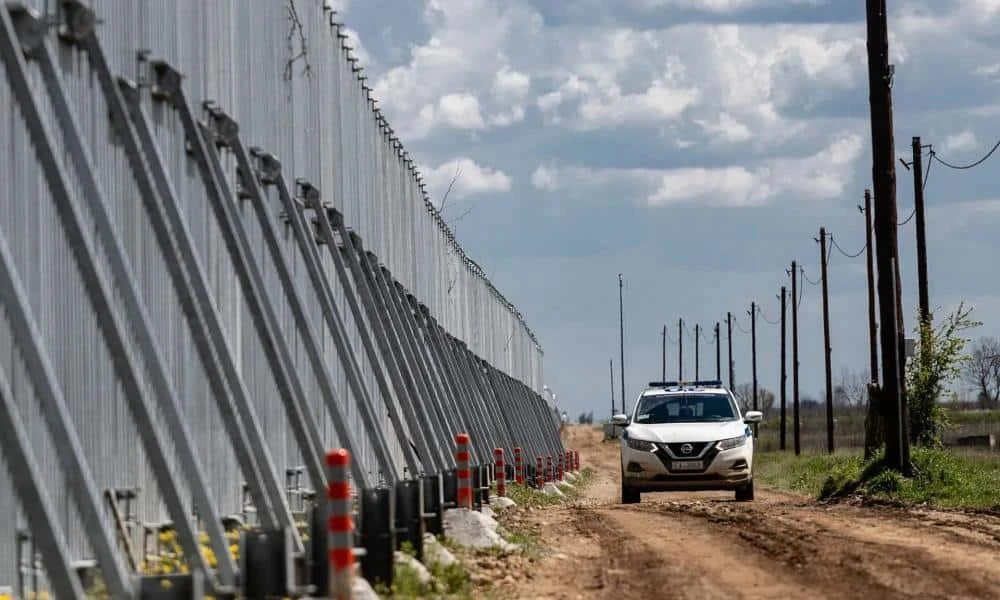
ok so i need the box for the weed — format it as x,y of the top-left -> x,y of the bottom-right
756,447 -> 1000,509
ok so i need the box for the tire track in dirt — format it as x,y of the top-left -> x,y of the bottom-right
503,425 -> 1000,599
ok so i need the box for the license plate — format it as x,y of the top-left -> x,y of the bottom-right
671,460 -> 703,471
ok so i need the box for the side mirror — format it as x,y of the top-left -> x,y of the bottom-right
743,410 -> 763,424
611,413 -> 630,427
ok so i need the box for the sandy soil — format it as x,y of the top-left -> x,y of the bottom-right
495,425 -> 1000,600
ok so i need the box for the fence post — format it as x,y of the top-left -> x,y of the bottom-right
494,448 -> 506,498
545,455 -> 553,483
456,433 -> 473,510
514,447 -> 524,485
327,449 -> 354,600
535,457 -> 544,488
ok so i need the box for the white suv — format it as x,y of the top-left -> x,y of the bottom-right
612,380 -> 763,504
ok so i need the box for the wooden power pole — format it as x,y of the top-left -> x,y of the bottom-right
865,0 -> 910,473
661,325 -> 666,381
695,324 -> 700,380
678,318 -> 683,381
912,136 -> 931,328
791,261 -> 801,456
820,227 -> 834,454
862,191 -> 879,383
727,312 -> 734,390
779,286 -> 788,451
862,190 -> 883,458
750,303 -> 758,411
715,322 -> 721,382
619,274 -> 626,415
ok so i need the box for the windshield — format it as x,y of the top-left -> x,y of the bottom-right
632,393 -> 738,424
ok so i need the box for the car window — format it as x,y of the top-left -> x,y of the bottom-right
633,393 -> 737,424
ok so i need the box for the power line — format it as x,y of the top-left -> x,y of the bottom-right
733,315 -> 750,335
802,269 -> 820,286
931,139 -> 1000,170
756,304 -> 778,325
831,236 -> 865,259
898,147 -> 934,227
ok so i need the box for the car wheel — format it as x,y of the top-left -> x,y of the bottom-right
735,479 -> 754,502
621,473 -> 640,504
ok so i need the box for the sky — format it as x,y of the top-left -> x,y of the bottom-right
332,0 -> 1000,420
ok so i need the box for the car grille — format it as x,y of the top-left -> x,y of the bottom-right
662,441 -> 710,457
652,443 -> 720,474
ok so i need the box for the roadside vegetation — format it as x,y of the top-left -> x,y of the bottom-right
379,467 -> 595,599
756,304 -> 1000,511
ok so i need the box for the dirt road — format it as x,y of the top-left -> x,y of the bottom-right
502,425 -> 1000,599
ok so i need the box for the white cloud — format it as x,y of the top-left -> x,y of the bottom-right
975,63 -> 1000,77
942,131 -> 979,154
420,158 -> 512,205
437,93 -> 486,130
531,132 -> 863,207
371,0 -> 543,140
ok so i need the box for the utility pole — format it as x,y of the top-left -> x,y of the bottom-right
866,0 -> 909,473
912,136 -> 931,329
862,190 -> 879,383
726,312 -> 734,391
862,190 -> 883,459
661,325 -> 666,381
820,227 -> 834,454
779,286 -> 787,451
695,324 -> 700,380
619,274 -> 626,415
750,303 -> 758,412
678,318 -> 683,381
791,261 -> 801,456
715,322 -> 721,382
609,359 -> 615,417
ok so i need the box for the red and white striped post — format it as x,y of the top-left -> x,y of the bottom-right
456,433 -> 473,510
514,447 -> 524,485
574,450 -> 580,471
326,449 -> 354,600
494,448 -> 506,497
535,456 -> 544,487
556,452 -> 564,481
565,450 -> 572,473
545,455 -> 553,483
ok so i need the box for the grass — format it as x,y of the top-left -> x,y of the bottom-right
376,541 -> 476,599
502,467 -> 594,509
755,447 -> 1000,510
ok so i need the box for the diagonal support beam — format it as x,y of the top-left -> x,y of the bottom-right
267,172 -> 399,487
8,5 -> 235,587
194,110 -> 326,496
0,361 -> 86,600
223,132 -> 371,489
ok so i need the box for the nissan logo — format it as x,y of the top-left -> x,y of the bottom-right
680,443 -> 693,454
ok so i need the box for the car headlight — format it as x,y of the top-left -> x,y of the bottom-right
716,435 -> 747,451
625,436 -> 655,452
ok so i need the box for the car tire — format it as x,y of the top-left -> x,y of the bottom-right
735,479 -> 754,502
621,473 -> 640,504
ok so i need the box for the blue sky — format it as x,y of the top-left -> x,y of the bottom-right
333,0 -> 1000,419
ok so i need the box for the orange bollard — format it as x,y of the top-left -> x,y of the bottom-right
494,448 -> 506,497
456,433 -> 473,509
514,447 -> 524,485
326,449 -> 354,600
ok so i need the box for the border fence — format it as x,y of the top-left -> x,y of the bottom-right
0,1 -> 564,596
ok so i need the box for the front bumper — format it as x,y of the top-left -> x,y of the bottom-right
621,440 -> 752,491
